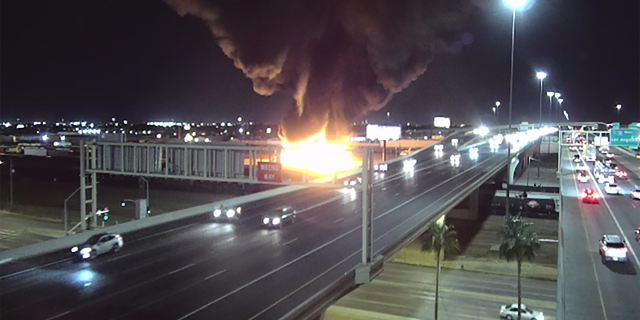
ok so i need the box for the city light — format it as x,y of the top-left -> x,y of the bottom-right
536,71 -> 547,80
504,0 -> 529,9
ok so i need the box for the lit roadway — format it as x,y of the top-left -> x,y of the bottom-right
1,137 -> 507,320
560,146 -> 640,319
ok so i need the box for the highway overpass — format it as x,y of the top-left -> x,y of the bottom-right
0,128 -> 552,320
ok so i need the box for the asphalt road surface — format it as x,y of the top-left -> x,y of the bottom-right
0,137 -> 510,320
560,147 -> 640,320
327,263 -> 556,320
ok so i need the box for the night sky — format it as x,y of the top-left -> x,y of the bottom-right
1,0 -> 638,126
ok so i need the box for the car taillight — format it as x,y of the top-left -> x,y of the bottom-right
622,247 -> 628,253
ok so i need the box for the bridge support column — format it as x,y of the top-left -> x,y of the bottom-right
356,149 -> 374,285
312,310 -> 326,320
469,188 -> 479,220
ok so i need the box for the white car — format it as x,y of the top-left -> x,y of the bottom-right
577,172 -> 589,182
604,183 -> 620,195
71,233 -> 123,260
606,152 -> 614,158
599,235 -> 628,262
631,189 -> 640,200
575,163 -> 589,171
500,304 -> 544,320
434,144 -> 444,152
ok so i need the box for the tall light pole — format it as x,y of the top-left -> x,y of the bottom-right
536,71 -> 547,126
554,92 -> 562,123
557,98 -> 564,122
503,0 -> 528,225
495,101 -> 501,125
616,104 -> 622,122
547,91 -> 555,122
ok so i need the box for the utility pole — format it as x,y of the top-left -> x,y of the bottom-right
9,158 -> 14,207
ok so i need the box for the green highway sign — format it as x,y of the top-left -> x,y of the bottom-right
610,128 -> 640,147
612,122 -> 620,129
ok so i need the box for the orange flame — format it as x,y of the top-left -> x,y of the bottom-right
280,128 -> 360,175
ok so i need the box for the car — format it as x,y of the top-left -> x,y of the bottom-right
604,183 -> 620,195
631,189 -> 640,200
450,153 -> 461,161
615,170 -> 628,179
635,228 -> 640,242
434,144 -> 444,152
569,145 -> 578,151
599,235 -> 628,262
606,152 -> 614,158
499,304 -> 544,320
213,205 -> 243,221
399,148 -> 412,156
262,206 -> 297,228
575,163 -> 589,171
577,171 -> 589,182
70,233 -> 123,260
573,154 -> 581,163
581,188 -> 598,204
403,158 -> 417,171
344,176 -> 362,187
373,163 -> 388,172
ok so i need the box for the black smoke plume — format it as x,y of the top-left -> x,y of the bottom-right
164,0 -> 475,143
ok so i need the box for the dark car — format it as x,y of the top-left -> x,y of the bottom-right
262,206 -> 297,229
212,205 -> 243,221
581,188 -> 599,204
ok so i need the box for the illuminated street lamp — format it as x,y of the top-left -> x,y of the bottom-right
546,92 -> 555,122
616,104 -> 622,122
502,0 -> 530,226
557,98 -> 564,122
495,101 -> 501,125
536,71 -> 547,125
554,93 -> 562,122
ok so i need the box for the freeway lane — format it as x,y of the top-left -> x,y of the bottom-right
1,139 -> 506,320
561,147 -> 640,320
329,263 -> 556,320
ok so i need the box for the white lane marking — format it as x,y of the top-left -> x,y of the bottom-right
394,192 -> 401,196
135,223 -> 196,241
45,310 -> 71,320
568,150 -> 611,320
176,154 -> 498,320
204,269 -> 227,281
0,257 -> 73,280
332,218 -> 344,224
105,253 -> 132,262
168,263 -> 195,275
282,238 -> 298,246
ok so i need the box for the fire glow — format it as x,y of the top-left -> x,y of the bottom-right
280,128 -> 360,175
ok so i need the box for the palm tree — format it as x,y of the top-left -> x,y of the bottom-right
421,221 -> 460,320
498,216 -> 541,320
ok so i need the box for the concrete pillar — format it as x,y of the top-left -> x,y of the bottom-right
469,188 -> 479,221
313,310 -> 326,320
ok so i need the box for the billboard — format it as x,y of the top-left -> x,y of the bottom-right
434,117 -> 451,128
366,124 -> 401,141
257,162 -> 282,183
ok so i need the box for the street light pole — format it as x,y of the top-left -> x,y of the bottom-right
616,104 -> 622,122
554,92 -> 562,123
495,101 -> 501,126
536,72 -> 547,126
557,98 -> 564,123
505,4 -> 518,220
547,92 -> 555,123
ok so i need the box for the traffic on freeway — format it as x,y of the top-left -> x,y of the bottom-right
0,134 -> 511,320
562,143 -> 640,319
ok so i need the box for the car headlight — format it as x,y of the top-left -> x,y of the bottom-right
213,209 -> 221,217
71,246 -> 78,253
343,181 -> 348,186
272,217 -> 281,225
350,180 -> 356,186
226,209 -> 235,218
236,207 -> 242,213
80,247 -> 92,255
374,164 -> 379,170
263,217 -> 270,225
